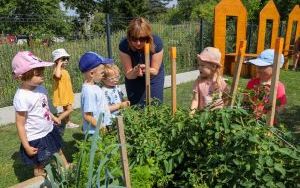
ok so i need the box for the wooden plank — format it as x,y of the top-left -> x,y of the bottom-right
267,38 -> 284,126
9,176 -> 45,188
144,43 -> 151,105
170,47 -> 177,115
230,40 -> 247,107
117,116 -> 131,188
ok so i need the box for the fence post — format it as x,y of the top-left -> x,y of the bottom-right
105,14 -> 112,58
199,18 -> 204,51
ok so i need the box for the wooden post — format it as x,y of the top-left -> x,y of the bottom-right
267,38 -> 284,126
144,43 -> 151,105
170,47 -> 177,115
117,116 -> 131,188
230,40 -> 247,107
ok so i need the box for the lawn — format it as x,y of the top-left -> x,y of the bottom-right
0,70 -> 299,187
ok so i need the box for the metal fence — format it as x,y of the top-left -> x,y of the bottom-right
0,14 -> 297,107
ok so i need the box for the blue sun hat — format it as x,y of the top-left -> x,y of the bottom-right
248,49 -> 284,68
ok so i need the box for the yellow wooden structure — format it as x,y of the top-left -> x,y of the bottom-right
257,0 -> 280,54
214,0 -> 299,75
251,0 -> 280,77
283,5 -> 300,69
214,0 -> 247,73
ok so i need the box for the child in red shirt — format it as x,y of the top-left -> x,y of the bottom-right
246,49 -> 287,120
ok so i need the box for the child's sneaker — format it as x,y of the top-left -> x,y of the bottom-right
66,122 -> 79,128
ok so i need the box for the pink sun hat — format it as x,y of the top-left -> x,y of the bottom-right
12,51 -> 54,78
197,47 -> 222,67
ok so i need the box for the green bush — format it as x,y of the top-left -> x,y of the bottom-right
69,103 -> 300,187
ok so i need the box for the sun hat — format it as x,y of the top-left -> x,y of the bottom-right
197,47 -> 222,67
78,51 -> 114,73
12,51 -> 54,78
52,48 -> 70,62
248,49 -> 284,67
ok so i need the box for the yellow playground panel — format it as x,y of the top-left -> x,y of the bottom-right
214,0 -> 300,76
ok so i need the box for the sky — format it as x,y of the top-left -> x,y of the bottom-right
167,0 -> 178,8
61,0 -> 178,16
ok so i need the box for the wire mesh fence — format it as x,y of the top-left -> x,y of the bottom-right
0,15 -> 296,107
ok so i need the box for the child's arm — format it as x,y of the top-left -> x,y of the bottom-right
108,101 -> 130,113
222,85 -> 230,106
53,60 -> 63,79
15,111 -> 38,156
57,106 -> 73,123
190,91 -> 199,115
50,113 -> 61,125
83,112 -> 97,127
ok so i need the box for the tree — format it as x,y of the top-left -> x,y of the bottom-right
0,0 -> 71,37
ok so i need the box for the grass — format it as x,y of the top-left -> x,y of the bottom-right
0,70 -> 300,187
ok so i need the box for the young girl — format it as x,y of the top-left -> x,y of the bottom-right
190,47 -> 229,115
12,51 -> 69,177
101,64 -> 130,119
246,49 -> 287,120
52,48 -> 79,129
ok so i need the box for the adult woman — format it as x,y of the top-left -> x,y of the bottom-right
119,17 -> 164,106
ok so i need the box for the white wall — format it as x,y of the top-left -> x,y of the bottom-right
0,70 -> 198,125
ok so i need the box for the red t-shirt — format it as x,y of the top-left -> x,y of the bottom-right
246,78 -> 287,107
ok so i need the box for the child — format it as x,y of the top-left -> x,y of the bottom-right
292,37 -> 300,71
79,51 -> 113,135
190,47 -> 229,115
101,64 -> 130,119
12,51 -> 69,177
246,49 -> 287,120
52,48 -> 79,129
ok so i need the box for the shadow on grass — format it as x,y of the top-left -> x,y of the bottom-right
281,105 -> 300,143
62,132 -> 85,162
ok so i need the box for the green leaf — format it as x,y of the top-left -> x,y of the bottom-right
274,163 -> 286,177
262,174 -> 273,182
275,182 -> 285,188
265,156 -> 273,167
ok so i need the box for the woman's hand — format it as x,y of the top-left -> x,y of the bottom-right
133,64 -> 144,77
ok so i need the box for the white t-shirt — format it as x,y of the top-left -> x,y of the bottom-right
13,85 -> 54,141
81,83 -> 112,134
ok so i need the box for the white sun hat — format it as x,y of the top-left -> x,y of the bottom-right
248,49 -> 284,68
52,48 -> 70,62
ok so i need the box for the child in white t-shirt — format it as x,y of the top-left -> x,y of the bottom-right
12,51 -> 69,177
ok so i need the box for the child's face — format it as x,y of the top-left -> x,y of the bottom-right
91,65 -> 104,83
57,57 -> 69,66
198,60 -> 217,78
102,71 -> 120,87
256,66 -> 272,81
23,68 -> 45,87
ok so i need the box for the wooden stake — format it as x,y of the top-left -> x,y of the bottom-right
117,116 -> 131,188
267,38 -> 284,126
230,40 -> 247,107
170,47 -> 177,115
144,43 -> 151,105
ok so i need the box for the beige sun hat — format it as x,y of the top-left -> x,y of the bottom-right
197,47 -> 222,67
52,48 -> 70,62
